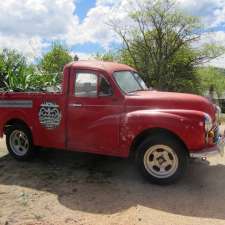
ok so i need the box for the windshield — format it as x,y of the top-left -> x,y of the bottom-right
113,71 -> 148,93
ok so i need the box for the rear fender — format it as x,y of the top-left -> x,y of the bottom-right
0,109 -> 34,139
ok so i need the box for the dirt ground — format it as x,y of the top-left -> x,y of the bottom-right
1,131 -> 225,225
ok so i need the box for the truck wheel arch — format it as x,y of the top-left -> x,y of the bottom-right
3,119 -> 32,135
130,128 -> 189,158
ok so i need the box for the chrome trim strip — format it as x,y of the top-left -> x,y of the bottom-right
84,105 -> 119,107
69,104 -> 121,107
0,100 -> 33,108
69,103 -> 83,108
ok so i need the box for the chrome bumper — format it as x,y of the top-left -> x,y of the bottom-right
190,135 -> 225,159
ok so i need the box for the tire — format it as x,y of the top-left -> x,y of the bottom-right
136,134 -> 188,185
6,124 -> 35,161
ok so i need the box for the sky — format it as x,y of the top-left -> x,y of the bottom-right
0,0 -> 225,67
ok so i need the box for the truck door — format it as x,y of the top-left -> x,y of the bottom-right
67,70 -> 123,155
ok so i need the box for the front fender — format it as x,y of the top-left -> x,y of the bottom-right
120,109 -> 206,155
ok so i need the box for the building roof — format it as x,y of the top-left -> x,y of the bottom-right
65,60 -> 136,75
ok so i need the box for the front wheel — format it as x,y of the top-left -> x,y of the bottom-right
6,124 -> 34,161
137,135 -> 188,185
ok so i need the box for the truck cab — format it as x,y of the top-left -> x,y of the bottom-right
0,61 -> 224,184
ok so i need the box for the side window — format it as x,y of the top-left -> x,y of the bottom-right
75,73 -> 97,97
99,76 -> 113,97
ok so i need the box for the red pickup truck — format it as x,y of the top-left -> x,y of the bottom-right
0,61 -> 224,184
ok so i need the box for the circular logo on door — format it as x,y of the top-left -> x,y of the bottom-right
39,102 -> 61,129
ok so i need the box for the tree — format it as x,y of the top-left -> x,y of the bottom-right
93,51 -> 119,62
197,67 -> 225,99
110,0 -> 224,92
39,42 -> 73,74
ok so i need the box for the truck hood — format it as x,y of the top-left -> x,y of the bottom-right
126,91 -> 216,120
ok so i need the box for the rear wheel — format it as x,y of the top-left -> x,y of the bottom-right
6,124 -> 34,160
137,135 -> 188,185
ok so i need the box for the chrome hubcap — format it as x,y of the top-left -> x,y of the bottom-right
144,145 -> 178,179
9,130 -> 29,156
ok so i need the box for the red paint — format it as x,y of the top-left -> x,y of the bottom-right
0,61 -> 218,157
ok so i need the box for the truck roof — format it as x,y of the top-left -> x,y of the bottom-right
65,60 -> 136,75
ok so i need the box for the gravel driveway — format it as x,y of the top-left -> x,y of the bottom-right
1,131 -> 225,225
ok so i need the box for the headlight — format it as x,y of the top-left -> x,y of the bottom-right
215,105 -> 221,122
204,114 -> 213,132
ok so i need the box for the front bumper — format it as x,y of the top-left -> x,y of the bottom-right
190,135 -> 225,159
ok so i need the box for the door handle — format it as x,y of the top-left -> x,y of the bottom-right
69,103 -> 83,108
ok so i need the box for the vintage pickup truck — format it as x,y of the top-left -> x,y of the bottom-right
0,61 -> 224,184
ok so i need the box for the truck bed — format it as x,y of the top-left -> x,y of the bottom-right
0,91 -> 67,149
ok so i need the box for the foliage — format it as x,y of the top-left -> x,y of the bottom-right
0,49 -> 27,89
0,42 -> 72,92
110,0 -> 225,92
39,42 -> 72,85
0,49 -> 59,92
158,46 -> 201,93
93,51 -> 119,62
4,66 -> 59,92
4,66 -> 33,91
197,67 -> 225,98
39,42 -> 73,75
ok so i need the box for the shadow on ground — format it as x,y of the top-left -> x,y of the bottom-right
0,148 -> 225,220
